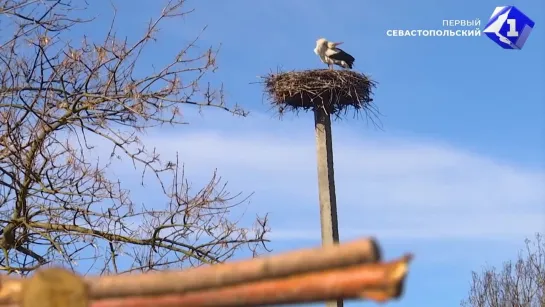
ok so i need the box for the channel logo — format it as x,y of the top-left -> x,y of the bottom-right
483,6 -> 535,50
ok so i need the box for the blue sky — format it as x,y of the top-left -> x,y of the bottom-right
75,0 -> 545,306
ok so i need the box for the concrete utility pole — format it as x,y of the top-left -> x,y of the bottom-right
262,68 -> 377,307
314,107 -> 342,307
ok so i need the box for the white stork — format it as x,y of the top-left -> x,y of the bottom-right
313,38 -> 355,70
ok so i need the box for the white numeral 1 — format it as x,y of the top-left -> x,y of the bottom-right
506,19 -> 519,37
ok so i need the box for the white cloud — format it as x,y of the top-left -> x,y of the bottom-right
95,112 -> 544,241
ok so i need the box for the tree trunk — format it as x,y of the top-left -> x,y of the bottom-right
313,107 -> 342,307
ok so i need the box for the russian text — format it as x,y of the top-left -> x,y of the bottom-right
386,29 -> 481,37
441,19 -> 481,27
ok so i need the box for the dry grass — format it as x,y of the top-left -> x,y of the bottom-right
262,69 -> 378,120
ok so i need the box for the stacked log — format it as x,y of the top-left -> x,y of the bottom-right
0,238 -> 412,307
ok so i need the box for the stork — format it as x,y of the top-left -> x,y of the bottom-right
313,38 -> 355,70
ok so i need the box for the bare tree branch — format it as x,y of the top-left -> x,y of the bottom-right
461,233 -> 545,307
0,0 -> 269,276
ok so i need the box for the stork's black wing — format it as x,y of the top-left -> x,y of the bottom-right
326,48 -> 355,68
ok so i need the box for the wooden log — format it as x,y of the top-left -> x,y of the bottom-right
91,254 -> 413,307
0,238 -> 380,303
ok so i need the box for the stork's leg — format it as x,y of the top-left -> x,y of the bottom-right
328,64 -> 333,70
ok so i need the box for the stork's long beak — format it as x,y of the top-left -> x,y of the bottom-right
332,42 -> 343,47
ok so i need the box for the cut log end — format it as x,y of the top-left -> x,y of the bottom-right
367,237 -> 381,263
358,253 -> 414,303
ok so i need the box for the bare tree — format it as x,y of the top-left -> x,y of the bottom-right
0,0 -> 270,276
461,233 -> 545,307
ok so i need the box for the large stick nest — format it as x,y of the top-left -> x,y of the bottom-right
262,69 -> 377,119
